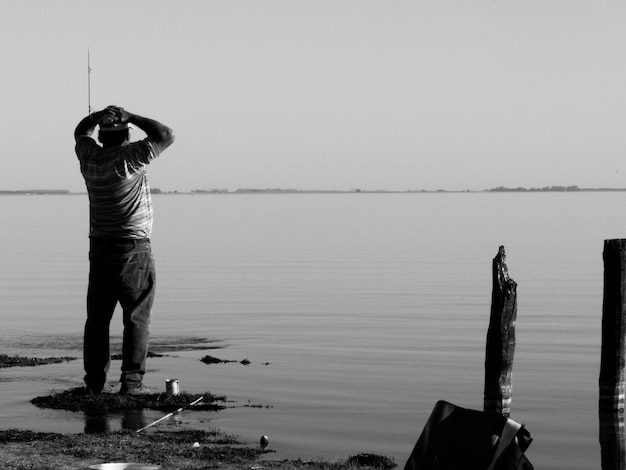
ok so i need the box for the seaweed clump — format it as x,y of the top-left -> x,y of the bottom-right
200,354 -> 251,365
0,354 -> 77,368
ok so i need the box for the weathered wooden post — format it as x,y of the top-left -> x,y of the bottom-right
600,239 -> 626,411
599,239 -> 626,470
484,245 -> 517,417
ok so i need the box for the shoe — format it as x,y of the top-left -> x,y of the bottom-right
85,383 -> 118,395
119,383 -> 151,395
101,383 -> 118,394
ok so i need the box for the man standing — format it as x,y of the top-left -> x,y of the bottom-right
74,106 -> 175,394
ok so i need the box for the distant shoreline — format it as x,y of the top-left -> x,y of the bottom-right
3,186 -> 626,195
0,189 -> 72,195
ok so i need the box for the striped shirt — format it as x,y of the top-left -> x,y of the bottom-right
75,136 -> 160,239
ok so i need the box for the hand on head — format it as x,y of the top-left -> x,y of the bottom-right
104,105 -> 131,124
95,107 -> 117,126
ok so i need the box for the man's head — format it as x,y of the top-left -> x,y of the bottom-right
98,121 -> 130,147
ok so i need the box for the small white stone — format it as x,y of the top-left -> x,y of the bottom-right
193,442 -> 200,448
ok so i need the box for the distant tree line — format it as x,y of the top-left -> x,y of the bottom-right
487,186 -> 581,192
0,189 -> 69,195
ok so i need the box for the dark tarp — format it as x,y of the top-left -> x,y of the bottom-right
404,401 -> 533,470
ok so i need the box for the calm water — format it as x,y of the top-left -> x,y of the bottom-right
1,192 -> 625,468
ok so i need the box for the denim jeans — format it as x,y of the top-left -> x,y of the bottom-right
84,238 -> 156,391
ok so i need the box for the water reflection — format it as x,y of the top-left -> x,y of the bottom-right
84,413 -> 109,434
600,409 -> 625,470
84,410 -> 146,434
122,410 -> 147,430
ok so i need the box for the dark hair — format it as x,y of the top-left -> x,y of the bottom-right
98,129 -> 130,147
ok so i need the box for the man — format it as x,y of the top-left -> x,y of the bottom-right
74,106 -> 174,394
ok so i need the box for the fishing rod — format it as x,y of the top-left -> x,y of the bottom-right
87,47 -> 92,115
135,396 -> 204,433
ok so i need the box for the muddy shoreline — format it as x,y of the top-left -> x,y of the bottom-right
0,351 -> 397,470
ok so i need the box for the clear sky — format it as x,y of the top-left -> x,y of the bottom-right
2,1 -> 626,192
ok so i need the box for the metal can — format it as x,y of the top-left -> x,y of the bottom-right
165,379 -> 180,395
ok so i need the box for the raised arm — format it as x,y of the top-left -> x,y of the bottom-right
118,108 -> 175,153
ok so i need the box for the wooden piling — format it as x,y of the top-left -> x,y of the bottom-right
600,409 -> 625,470
484,245 -> 517,417
600,239 -> 626,412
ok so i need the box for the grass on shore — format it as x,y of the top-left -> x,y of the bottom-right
0,429 -> 397,470
31,388 -> 226,414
